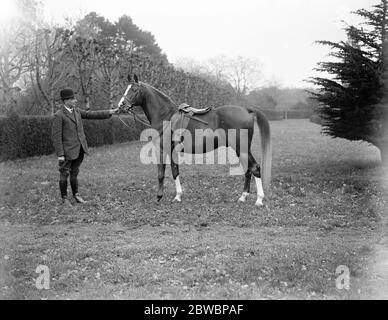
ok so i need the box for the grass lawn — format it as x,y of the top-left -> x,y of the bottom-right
0,119 -> 387,299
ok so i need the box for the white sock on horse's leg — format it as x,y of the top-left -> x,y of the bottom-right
255,177 -> 264,206
174,176 -> 183,202
238,192 -> 249,202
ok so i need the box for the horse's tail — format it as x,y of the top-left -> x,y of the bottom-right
245,106 -> 272,189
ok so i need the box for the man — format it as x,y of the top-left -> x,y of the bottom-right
52,88 -> 119,205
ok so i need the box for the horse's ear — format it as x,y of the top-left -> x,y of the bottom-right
134,74 -> 139,83
127,74 -> 132,83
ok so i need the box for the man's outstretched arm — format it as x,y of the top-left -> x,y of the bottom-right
79,108 -> 119,119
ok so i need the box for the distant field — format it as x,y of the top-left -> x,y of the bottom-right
0,119 -> 387,299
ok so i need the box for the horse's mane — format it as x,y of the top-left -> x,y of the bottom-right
140,82 -> 178,119
142,83 -> 174,103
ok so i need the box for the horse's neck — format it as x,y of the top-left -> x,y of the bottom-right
141,85 -> 177,125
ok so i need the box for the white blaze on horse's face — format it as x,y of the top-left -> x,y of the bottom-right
118,84 -> 133,108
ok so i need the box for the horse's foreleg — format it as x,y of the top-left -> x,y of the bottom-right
171,161 -> 182,202
157,163 -> 166,202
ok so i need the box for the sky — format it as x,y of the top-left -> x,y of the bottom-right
2,0 -> 377,88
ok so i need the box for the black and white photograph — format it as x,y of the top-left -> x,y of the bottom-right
0,0 -> 387,304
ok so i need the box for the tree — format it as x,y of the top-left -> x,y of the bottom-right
72,13 -> 130,109
207,55 -> 228,86
72,12 -> 169,109
94,34 -> 133,109
310,0 -> 388,164
0,23 -> 30,111
245,86 -> 280,109
61,29 -> 99,109
174,57 -> 210,77
0,0 -> 41,112
30,27 -> 69,114
207,55 -> 262,102
116,15 -> 167,61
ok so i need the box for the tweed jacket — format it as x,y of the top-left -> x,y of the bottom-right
52,106 -> 112,160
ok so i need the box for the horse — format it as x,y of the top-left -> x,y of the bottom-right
118,74 -> 272,207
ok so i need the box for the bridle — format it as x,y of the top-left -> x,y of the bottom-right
117,83 -> 152,128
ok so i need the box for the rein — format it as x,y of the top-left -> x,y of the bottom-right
118,109 -> 152,129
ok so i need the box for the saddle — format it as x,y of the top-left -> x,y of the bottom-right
171,103 -> 213,132
178,103 -> 213,115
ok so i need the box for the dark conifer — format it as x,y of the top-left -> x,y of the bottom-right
310,0 -> 388,164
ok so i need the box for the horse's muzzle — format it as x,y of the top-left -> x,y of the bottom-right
118,102 -> 135,113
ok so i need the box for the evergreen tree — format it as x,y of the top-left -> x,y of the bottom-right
310,0 -> 388,164
116,15 -> 167,61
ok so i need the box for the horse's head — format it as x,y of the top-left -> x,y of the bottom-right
118,74 -> 143,112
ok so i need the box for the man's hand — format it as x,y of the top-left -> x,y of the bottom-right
110,108 -> 120,115
118,100 -> 130,111
58,156 -> 65,167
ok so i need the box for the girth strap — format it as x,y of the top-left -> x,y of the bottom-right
171,110 -> 210,132
183,112 -> 209,125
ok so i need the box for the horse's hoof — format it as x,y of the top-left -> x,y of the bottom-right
238,192 -> 249,203
173,196 -> 182,203
255,201 -> 264,207
173,193 -> 182,202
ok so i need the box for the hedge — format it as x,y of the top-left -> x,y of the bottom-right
285,110 -> 313,119
310,114 -> 326,125
259,110 -> 285,121
0,109 -> 313,161
259,109 -> 313,121
0,114 -> 148,162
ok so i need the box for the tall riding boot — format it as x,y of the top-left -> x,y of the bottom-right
59,180 -> 68,198
70,176 -> 78,196
70,175 -> 86,203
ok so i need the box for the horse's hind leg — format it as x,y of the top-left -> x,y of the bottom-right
238,151 -> 264,206
171,160 -> 182,202
238,168 -> 252,203
234,127 -> 252,203
248,152 -> 265,207
157,163 -> 166,202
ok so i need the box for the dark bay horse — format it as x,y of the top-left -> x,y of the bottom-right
118,74 -> 272,206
